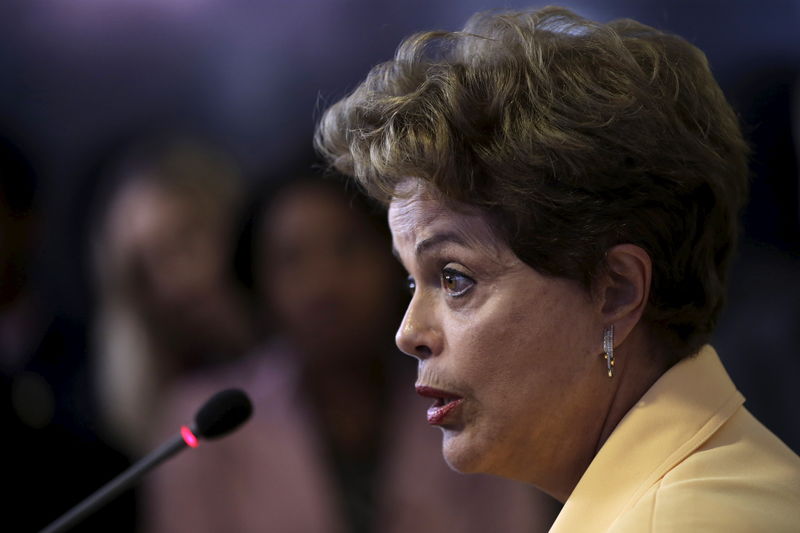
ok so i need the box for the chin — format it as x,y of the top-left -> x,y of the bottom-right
440,427 -> 494,475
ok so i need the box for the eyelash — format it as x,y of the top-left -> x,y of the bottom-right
405,275 -> 416,295
441,267 -> 475,297
405,268 -> 475,298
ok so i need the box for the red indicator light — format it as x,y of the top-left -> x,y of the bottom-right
181,425 -> 199,448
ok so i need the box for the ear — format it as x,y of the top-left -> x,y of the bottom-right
594,244 -> 652,346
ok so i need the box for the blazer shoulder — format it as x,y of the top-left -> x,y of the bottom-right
647,408 -> 800,532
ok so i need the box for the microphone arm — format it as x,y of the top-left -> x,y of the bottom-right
40,431 -> 190,533
39,387 -> 253,533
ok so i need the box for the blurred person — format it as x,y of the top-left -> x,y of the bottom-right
1,134 -> 135,532
90,138 -> 254,455
315,6 -> 800,532
143,172 -> 559,533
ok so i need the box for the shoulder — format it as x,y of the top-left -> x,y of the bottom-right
662,406 -> 800,493
151,345 -> 298,442
615,407 -> 800,532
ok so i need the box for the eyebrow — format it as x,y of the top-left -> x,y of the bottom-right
392,231 -> 471,260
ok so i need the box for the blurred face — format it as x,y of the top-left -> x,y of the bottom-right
261,185 -> 400,363
389,180 -> 610,488
105,179 -> 231,324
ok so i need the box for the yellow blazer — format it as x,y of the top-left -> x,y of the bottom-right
550,345 -> 800,532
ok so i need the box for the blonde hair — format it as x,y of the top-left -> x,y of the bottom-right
315,7 -> 750,361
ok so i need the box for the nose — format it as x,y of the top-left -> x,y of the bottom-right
395,293 -> 443,360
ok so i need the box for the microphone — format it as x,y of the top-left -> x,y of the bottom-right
40,388 -> 253,533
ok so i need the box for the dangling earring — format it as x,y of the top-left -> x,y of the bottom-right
603,325 -> 615,378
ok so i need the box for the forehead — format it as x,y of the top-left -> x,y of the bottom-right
268,186 -> 350,228
263,185 -> 381,250
388,181 -> 502,253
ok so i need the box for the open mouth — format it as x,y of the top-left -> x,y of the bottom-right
415,385 -> 464,425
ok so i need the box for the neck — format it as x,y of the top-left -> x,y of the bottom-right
595,335 -> 671,456
300,353 -> 389,459
548,329 -> 670,503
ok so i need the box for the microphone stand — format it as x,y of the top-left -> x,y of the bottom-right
39,388 -> 251,533
40,433 -> 188,533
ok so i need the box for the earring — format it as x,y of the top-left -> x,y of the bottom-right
603,325 -> 615,378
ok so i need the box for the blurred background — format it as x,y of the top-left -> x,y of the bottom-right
1,0 -> 798,532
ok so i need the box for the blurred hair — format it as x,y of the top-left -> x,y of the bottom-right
232,167 -> 389,296
315,7 -> 750,362
97,136 -> 243,220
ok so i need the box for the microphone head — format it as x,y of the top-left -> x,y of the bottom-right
193,388 -> 253,439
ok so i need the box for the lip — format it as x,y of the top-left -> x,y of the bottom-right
416,385 -> 464,426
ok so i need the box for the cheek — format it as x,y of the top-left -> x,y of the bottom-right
439,281 -> 598,473
267,274 -> 304,322
449,278 -> 597,413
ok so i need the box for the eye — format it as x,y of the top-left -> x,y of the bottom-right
441,268 -> 474,297
405,275 -> 417,295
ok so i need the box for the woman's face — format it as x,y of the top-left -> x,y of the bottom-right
389,181 -> 612,489
106,180 -> 227,310
261,185 -> 401,364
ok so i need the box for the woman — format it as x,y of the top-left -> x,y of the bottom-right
91,138 -> 253,454
144,174 -> 557,533
315,7 -> 800,531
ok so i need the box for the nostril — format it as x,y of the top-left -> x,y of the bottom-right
416,345 -> 432,357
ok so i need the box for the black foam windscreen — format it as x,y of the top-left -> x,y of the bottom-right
193,388 -> 253,439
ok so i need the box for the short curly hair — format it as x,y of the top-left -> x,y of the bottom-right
315,6 -> 749,362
